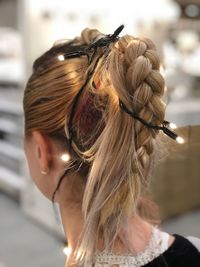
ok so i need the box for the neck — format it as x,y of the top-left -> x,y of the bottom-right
56,173 -> 153,258
59,199 -> 153,255
59,200 -> 84,250
55,171 -> 85,249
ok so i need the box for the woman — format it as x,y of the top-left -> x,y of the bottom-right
23,25 -> 200,267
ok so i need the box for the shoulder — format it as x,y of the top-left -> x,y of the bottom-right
161,233 -> 200,265
173,234 -> 200,254
166,233 -> 200,255
146,233 -> 200,267
186,235 -> 200,252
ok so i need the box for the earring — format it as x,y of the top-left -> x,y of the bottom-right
41,169 -> 49,175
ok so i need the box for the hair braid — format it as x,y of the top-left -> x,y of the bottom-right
108,35 -> 166,168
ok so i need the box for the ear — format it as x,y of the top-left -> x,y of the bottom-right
32,130 -> 52,172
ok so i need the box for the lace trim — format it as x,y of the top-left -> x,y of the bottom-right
90,226 -> 169,267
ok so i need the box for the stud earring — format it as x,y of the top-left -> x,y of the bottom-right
41,169 -> 49,175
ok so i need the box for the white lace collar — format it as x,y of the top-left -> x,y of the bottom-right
86,226 -> 170,267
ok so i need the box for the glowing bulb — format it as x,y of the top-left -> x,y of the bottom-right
176,136 -> 184,144
63,245 -> 72,257
58,54 -> 65,61
61,153 -> 70,162
169,122 -> 177,129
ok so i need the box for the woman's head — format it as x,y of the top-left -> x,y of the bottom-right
23,26 -> 165,265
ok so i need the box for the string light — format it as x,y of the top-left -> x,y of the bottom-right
62,245 -> 82,261
176,136 -> 185,144
58,54 -> 65,61
61,153 -> 70,162
169,122 -> 177,129
63,245 -> 72,257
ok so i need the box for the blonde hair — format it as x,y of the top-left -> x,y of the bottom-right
23,27 -> 165,266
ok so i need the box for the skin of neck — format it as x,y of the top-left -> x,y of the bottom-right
55,171 -> 153,255
56,171 -> 85,250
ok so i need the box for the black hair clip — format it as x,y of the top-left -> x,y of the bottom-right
88,25 -> 124,50
57,25 -> 124,64
119,100 -> 184,143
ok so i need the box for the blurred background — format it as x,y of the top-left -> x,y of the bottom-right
0,0 -> 200,266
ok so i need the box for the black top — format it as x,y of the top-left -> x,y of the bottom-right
143,234 -> 200,267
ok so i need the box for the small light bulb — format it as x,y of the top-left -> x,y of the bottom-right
63,245 -> 72,257
61,153 -> 70,162
58,54 -> 65,61
169,122 -> 177,129
176,136 -> 184,144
